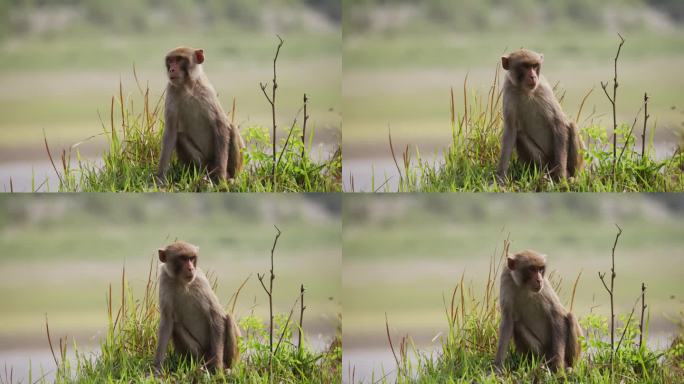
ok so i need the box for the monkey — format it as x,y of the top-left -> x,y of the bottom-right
494,250 -> 582,373
496,49 -> 584,182
156,47 -> 244,185
153,241 -> 240,373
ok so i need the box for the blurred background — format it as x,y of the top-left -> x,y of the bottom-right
343,194 -> 684,382
343,0 -> 684,191
0,0 -> 341,191
0,194 -> 341,382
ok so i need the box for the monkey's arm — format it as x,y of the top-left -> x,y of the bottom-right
496,119 -> 517,181
153,310 -> 173,370
157,111 -> 178,182
494,311 -> 514,371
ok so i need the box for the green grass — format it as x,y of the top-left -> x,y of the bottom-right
37,75 -> 341,192
359,241 -> 684,384
39,248 -> 341,383
370,63 -> 684,192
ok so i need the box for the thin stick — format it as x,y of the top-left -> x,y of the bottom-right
641,93 -> 649,161
302,94 -> 309,158
259,35 -> 284,187
600,33 -> 625,179
257,225 -> 281,377
298,284 -> 306,356
639,282 -> 647,349
598,223 -> 622,373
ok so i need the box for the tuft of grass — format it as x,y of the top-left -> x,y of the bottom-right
42,70 -> 341,193
365,238 -> 684,383
373,43 -> 684,192
43,246 -> 341,383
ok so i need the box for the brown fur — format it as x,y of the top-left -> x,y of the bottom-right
156,47 -> 244,184
153,241 -> 240,373
494,249 -> 582,372
497,49 -> 584,181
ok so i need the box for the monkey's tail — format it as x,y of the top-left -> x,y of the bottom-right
227,123 -> 244,180
567,121 -> 584,177
565,313 -> 582,368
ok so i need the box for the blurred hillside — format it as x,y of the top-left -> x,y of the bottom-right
343,0 -> 683,34
0,0 -> 341,38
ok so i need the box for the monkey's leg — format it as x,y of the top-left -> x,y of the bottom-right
545,316 -> 568,371
516,134 -> 547,170
512,322 -> 543,356
550,120 -> 570,179
566,122 -> 583,177
209,123 -> 230,182
205,313 -> 226,371
177,135 -> 206,171
172,324 -> 203,361
226,124 -> 244,180
223,314 -> 241,369
564,313 -> 582,368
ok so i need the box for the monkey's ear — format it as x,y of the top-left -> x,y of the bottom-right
539,53 -> 544,63
158,249 -> 167,263
194,49 -> 205,64
501,56 -> 510,70
506,255 -> 516,270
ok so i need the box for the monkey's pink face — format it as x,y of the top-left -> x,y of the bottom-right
165,56 -> 189,86
174,255 -> 197,282
526,265 -> 545,292
518,63 -> 540,91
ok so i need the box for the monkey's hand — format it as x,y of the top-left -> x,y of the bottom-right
154,173 -> 168,187
492,173 -> 508,190
152,363 -> 163,377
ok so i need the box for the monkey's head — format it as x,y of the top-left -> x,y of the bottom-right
165,47 -> 205,87
507,249 -> 546,293
159,241 -> 199,283
501,49 -> 543,92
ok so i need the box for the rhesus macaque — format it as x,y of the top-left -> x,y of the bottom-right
153,241 -> 240,373
494,250 -> 582,372
156,47 -> 244,184
497,49 -> 584,182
